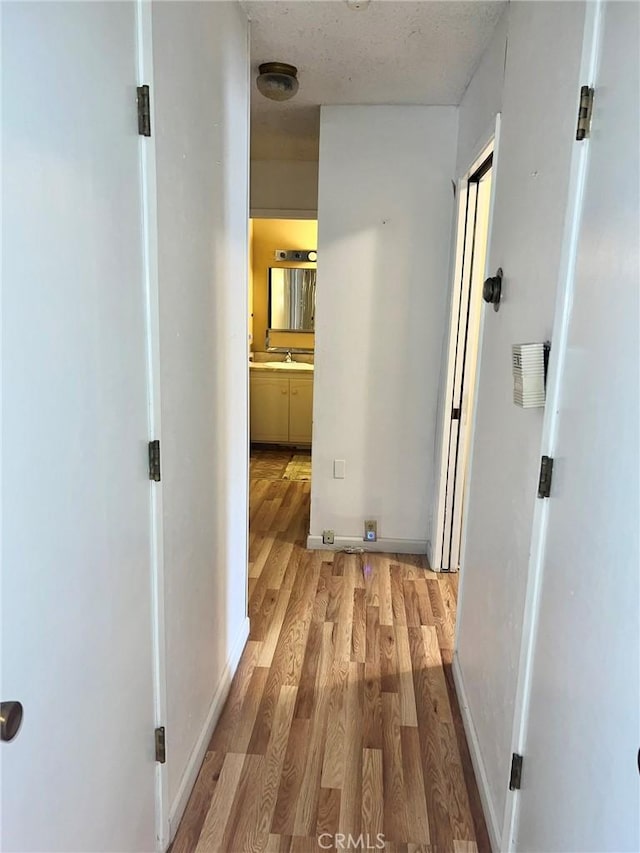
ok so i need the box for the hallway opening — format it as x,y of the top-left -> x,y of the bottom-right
248,217 -> 317,532
171,446 -> 490,851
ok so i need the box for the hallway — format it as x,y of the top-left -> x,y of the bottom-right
172,451 -> 489,852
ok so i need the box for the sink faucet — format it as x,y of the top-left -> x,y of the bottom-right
285,350 -> 292,363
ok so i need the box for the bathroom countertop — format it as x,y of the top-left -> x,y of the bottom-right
249,361 -> 314,373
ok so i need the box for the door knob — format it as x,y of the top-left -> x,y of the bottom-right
483,267 -> 503,312
1,701 -> 24,742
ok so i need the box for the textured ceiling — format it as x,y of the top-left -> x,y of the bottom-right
246,0 -> 506,160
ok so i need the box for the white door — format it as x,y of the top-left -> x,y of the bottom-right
515,3 -> 639,849
2,3 -> 157,850
448,163 -> 492,573
437,154 -> 493,571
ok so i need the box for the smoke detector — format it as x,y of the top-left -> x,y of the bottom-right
256,62 -> 299,102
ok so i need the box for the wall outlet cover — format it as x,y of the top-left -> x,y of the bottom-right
364,520 -> 377,542
333,459 -> 346,479
322,530 -> 335,545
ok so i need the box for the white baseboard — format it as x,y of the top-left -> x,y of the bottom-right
306,535 -> 427,555
452,651 -> 501,852
167,616 -> 250,843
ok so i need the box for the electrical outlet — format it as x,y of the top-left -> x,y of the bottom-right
322,529 -> 335,545
364,520 -> 377,542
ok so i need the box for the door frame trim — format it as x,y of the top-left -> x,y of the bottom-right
135,2 -> 169,848
453,117 -> 502,789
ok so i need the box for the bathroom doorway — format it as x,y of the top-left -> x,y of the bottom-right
246,215 -> 317,604
433,144 -> 494,572
248,216 -> 317,466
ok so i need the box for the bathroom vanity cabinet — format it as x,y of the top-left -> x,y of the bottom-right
250,371 -> 313,445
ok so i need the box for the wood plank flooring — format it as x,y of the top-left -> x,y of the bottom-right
171,450 -> 490,852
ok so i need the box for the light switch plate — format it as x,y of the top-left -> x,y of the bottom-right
333,459 -> 346,479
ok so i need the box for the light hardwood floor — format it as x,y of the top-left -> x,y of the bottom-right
171,449 -> 489,852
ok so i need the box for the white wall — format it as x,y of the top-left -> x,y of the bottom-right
310,106 -> 458,550
151,0 -> 250,832
454,2 -> 587,846
455,5 -> 508,177
250,159 -> 318,217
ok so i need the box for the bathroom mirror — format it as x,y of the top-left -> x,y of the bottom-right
268,267 -> 316,332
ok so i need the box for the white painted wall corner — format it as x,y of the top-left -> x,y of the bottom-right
452,651 -> 503,852
167,617 -> 250,842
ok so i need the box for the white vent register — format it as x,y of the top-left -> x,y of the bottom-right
512,343 -> 546,408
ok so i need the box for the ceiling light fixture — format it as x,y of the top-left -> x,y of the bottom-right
256,62 -> 299,102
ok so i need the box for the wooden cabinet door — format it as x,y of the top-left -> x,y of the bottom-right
289,377 -> 314,444
250,374 -> 290,442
